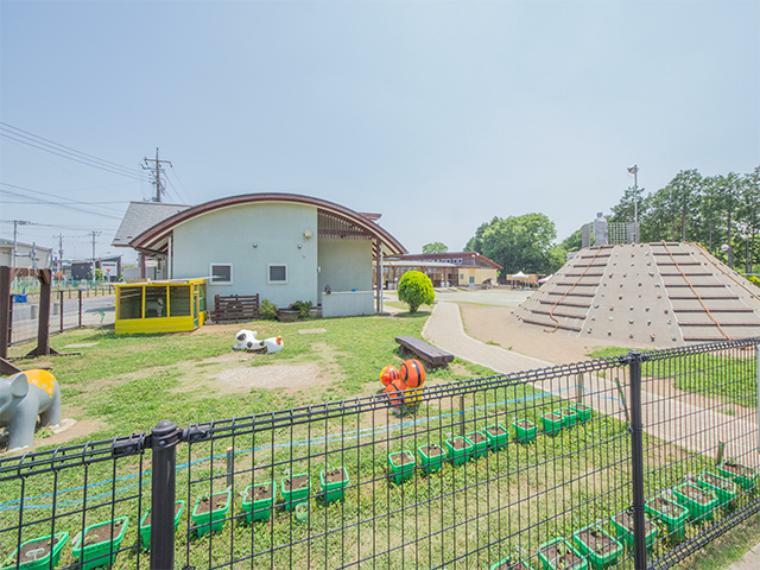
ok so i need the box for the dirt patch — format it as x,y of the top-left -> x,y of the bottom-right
457,303 -> 643,364
298,328 -> 327,335
213,363 -> 324,393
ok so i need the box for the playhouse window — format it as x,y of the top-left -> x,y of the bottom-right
210,263 -> 233,284
169,286 -> 191,316
145,287 -> 167,318
119,287 -> 142,319
268,264 -> 287,284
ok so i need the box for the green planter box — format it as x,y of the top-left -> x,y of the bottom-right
387,451 -> 416,484
697,471 -> 738,507
673,482 -> 719,522
570,403 -> 593,423
2,531 -> 68,570
645,496 -> 689,543
417,443 -> 446,475
611,510 -> 657,550
139,500 -> 185,549
561,407 -> 578,428
484,423 -> 509,451
542,411 -> 564,437
513,419 -> 537,444
466,430 -> 489,459
241,481 -> 276,523
717,462 -> 757,491
319,467 -> 350,503
445,436 -> 474,466
572,524 -> 623,569
281,473 -> 311,511
71,516 -> 129,570
490,555 -> 535,569
192,489 -> 232,536
537,537 -> 588,570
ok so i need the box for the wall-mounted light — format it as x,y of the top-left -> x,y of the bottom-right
303,229 -> 313,240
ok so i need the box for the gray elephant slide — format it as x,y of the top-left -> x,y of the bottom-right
0,369 -> 61,451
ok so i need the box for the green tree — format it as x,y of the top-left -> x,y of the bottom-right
464,219 -> 495,253
422,242 -> 448,254
561,227 -> 583,252
397,271 -> 435,313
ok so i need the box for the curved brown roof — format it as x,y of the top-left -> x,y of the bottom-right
129,192 -> 407,255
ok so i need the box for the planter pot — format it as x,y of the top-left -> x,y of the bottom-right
445,436 -> 474,466
645,496 -> 689,543
717,462 -> 757,491
308,307 -> 322,319
572,524 -> 623,569
71,516 -> 129,570
466,430 -> 489,459
2,531 -> 68,570
673,482 -> 719,522
484,423 -> 509,451
191,489 -> 232,537
570,403 -> 593,423
281,473 -> 311,511
561,407 -> 578,428
697,471 -> 738,508
387,451 -> 416,484
537,537 -> 588,570
417,443 -> 446,475
277,309 -> 300,322
139,500 -> 185,550
611,510 -> 657,550
241,481 -> 276,523
490,556 -> 535,570
513,419 -> 537,444
319,467 -> 350,503
542,411 -> 564,437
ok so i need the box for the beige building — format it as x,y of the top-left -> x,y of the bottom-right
382,251 -> 501,288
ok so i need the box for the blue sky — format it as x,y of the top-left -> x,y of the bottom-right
1,0 -> 758,261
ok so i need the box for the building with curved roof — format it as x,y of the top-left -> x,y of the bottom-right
113,193 -> 406,317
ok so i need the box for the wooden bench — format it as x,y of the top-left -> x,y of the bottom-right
214,294 -> 260,323
395,336 -> 454,368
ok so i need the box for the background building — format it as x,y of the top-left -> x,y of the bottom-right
383,251 -> 501,288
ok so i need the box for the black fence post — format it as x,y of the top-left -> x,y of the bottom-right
629,352 -> 647,569
150,420 -> 181,570
58,289 -> 64,332
77,289 -> 83,328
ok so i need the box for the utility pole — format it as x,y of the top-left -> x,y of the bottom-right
89,230 -> 101,282
9,219 -> 31,275
627,164 -> 639,224
56,233 -> 64,277
142,147 -> 173,203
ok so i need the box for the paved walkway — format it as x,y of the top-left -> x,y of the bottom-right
731,541 -> 760,569
423,301 -> 758,460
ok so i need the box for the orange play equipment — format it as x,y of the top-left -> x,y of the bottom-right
380,359 -> 427,407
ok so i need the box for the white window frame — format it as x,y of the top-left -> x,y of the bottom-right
267,263 -> 288,285
209,263 -> 233,285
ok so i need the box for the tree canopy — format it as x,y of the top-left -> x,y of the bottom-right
422,241 -> 448,254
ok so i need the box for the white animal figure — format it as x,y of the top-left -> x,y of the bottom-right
262,336 -> 284,354
233,329 -> 264,352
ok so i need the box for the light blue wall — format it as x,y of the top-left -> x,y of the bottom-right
317,239 -> 372,302
171,203 -> 318,307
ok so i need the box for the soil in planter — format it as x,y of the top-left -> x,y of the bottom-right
492,562 -> 531,570
325,469 -> 346,484
701,474 -> 733,491
84,521 -> 124,546
545,412 -> 562,421
650,497 -> 680,517
283,475 -> 310,491
144,502 -> 183,525
196,494 -> 229,514
681,485 -> 712,505
245,485 -> 273,502
469,432 -> 486,444
16,536 -> 59,563
450,438 -> 469,450
578,528 -> 617,555
393,452 -> 415,466
721,462 -> 753,477
486,426 -> 506,437
516,421 -> 533,429
618,512 -> 654,534
541,543 -> 582,568
421,445 -> 444,457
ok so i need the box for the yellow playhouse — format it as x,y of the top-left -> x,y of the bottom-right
114,278 -> 207,334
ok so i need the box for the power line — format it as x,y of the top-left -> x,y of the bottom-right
0,122 -> 149,181
0,182 -> 123,219
142,147 -> 173,202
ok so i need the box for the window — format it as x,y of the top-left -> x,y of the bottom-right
119,287 -> 142,319
145,286 -> 167,318
169,286 -> 191,316
268,264 -> 287,284
210,263 -> 233,284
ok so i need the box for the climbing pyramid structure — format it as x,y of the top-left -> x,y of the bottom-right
514,242 -> 760,346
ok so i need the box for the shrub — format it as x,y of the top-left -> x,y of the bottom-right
398,271 -> 435,313
260,299 -> 278,320
290,300 -> 313,319
747,275 -> 760,288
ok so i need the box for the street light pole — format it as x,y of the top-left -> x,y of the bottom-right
628,164 -> 639,224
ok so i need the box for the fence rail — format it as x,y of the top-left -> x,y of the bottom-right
0,339 -> 758,569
